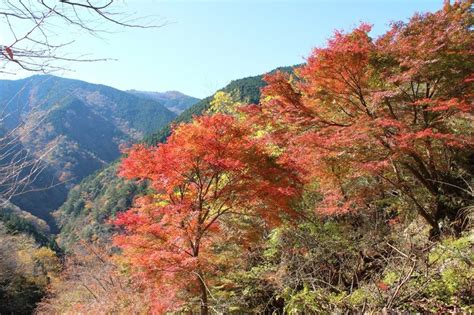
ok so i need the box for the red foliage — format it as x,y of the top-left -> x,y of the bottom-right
257,1 -> 473,231
114,114 -> 301,312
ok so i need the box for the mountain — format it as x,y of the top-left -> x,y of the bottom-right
128,90 -> 200,114
56,66 -> 295,248
0,75 -> 177,225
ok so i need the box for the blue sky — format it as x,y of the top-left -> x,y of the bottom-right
2,0 -> 441,98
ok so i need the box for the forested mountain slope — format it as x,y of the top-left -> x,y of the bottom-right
0,75 -> 176,225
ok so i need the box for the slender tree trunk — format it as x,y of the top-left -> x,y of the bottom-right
197,271 -> 208,315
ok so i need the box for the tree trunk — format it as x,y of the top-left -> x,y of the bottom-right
197,271 -> 208,315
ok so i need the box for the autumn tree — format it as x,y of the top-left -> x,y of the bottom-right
114,114 -> 300,314
254,0 -> 473,238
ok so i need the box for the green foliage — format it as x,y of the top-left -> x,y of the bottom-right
0,275 -> 44,315
424,235 -> 474,306
56,163 -> 148,249
283,286 -> 324,314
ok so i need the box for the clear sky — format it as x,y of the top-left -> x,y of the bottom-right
1,0 -> 441,98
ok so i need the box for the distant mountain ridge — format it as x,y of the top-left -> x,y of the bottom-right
128,90 -> 200,114
0,75 -> 177,225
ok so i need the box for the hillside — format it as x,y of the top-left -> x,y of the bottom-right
0,75 -> 177,225
128,90 -> 200,114
0,201 -> 60,314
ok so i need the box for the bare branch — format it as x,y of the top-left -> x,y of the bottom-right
0,0 -> 166,73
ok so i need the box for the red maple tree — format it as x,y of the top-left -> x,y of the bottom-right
254,1 -> 473,237
114,114 -> 300,313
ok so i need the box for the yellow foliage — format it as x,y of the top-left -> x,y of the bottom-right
208,91 -> 245,119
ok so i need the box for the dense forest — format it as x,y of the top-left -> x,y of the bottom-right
0,1 -> 473,314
